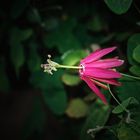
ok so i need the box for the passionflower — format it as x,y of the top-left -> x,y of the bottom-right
79,47 -> 124,104
41,47 -> 124,104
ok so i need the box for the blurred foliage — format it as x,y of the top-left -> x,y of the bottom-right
66,98 -> 89,118
80,100 -> 110,140
104,0 -> 133,14
0,0 -> 140,140
22,96 -> 45,140
112,97 -> 139,114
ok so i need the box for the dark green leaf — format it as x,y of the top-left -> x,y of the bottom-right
10,27 -> 21,46
43,18 -> 81,53
87,15 -> 107,32
43,18 -> 60,31
10,27 -> 33,46
117,123 -> 140,140
104,0 -> 133,14
10,44 -> 25,75
116,77 -> 140,102
133,45 -> 140,63
30,70 -> 63,90
43,90 -> 67,115
44,31 -> 81,53
27,8 -> 41,23
30,70 -> 68,115
75,24 -> 93,46
112,97 -> 139,114
19,29 -> 33,41
28,43 -> 41,72
127,34 -> 140,65
115,32 -> 131,42
129,65 -> 140,76
22,96 -> 45,140
80,100 -> 110,140
60,17 -> 77,32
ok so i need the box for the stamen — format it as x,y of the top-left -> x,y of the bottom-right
41,54 -> 83,74
91,78 -> 108,89
48,54 -> 51,58
41,55 -> 59,75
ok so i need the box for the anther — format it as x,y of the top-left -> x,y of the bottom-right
48,54 -> 51,58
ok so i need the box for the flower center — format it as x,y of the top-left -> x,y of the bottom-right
79,64 -> 85,75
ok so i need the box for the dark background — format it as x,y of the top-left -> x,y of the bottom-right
0,0 -> 140,140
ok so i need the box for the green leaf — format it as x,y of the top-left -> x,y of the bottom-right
127,34 -> 140,65
10,44 -> 25,75
115,32 -> 131,42
19,29 -> 33,41
43,18 -> 81,53
66,98 -> 89,118
80,100 -> 110,140
43,18 -> 60,31
62,73 -> 81,86
60,17 -> 77,32
11,0 -> 29,19
104,0 -> 133,14
43,90 -> 67,115
62,50 -> 88,66
22,96 -> 45,140
10,27 -> 21,46
30,70 -> 68,115
112,97 -> 139,114
0,63 -> 10,92
129,65 -> 140,76
87,15 -> 106,32
9,27 -> 33,75
44,31 -> 81,53
27,8 -> 41,23
10,27 -> 33,46
75,24 -> 93,46
116,77 -> 140,102
133,45 -> 140,63
30,70 -> 63,90
117,123 -> 140,140
132,108 -> 140,132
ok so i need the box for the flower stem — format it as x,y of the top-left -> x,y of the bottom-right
121,73 -> 140,80
107,84 -> 129,113
57,64 -> 82,69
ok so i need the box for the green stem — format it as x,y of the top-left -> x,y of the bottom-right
57,64 -> 82,69
121,73 -> 140,80
107,84 -> 129,113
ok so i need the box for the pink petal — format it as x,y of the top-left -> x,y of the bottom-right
81,75 -> 107,104
81,67 -> 121,79
85,58 -> 124,69
81,47 -> 117,63
92,77 -> 121,86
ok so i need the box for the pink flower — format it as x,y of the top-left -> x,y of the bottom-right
79,47 -> 124,104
